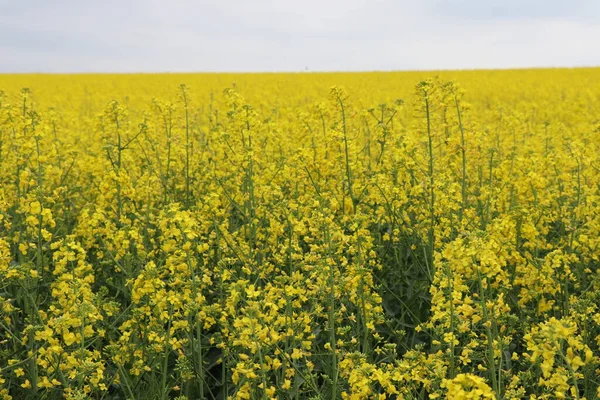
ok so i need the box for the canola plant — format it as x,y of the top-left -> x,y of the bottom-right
1,69 -> 600,399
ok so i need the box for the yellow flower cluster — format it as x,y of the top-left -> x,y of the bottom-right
1,69 -> 600,399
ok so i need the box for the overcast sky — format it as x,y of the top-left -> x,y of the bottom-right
1,0 -> 599,73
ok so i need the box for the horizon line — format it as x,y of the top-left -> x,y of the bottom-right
1,65 -> 599,76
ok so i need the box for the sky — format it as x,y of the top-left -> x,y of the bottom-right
1,0 -> 599,73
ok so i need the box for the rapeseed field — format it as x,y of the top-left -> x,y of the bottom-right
1,69 -> 600,399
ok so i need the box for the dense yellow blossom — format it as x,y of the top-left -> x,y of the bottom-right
1,69 -> 600,398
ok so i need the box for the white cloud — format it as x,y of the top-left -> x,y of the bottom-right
0,0 -> 598,72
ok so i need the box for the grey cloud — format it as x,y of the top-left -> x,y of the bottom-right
428,0 -> 600,22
